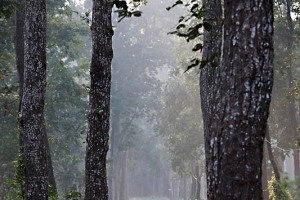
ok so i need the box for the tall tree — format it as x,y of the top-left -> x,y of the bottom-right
85,0 -> 113,199
15,0 -> 58,196
19,0 -> 48,199
285,0 -> 299,180
207,1 -> 274,199
199,0 -> 222,198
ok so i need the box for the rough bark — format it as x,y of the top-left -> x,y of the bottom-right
16,1 -> 57,196
207,1 -> 274,199
20,0 -> 48,199
199,1 -> 222,197
84,0 -> 113,198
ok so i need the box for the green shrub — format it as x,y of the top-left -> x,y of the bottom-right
268,175 -> 293,200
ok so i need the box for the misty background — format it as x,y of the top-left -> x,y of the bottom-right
1,0 -> 300,199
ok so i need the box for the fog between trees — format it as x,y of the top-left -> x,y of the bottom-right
0,0 -> 300,200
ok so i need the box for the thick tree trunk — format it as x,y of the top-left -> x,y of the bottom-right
207,1 -> 274,199
16,1 -> 57,196
20,0 -> 48,199
199,1 -> 222,198
84,0 -> 113,199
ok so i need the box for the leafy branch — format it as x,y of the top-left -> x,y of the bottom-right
167,1 -> 219,71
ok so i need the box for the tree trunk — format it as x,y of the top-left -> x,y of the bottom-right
207,1 -> 274,199
42,125 -> 57,195
84,0 -> 113,198
119,151 -> 129,200
190,165 -> 202,199
285,0 -> 299,181
20,0 -> 48,199
196,170 -> 201,199
15,0 -> 25,100
191,174 -> 196,199
182,176 -> 187,200
15,1 -> 25,197
16,1 -> 57,196
199,1 -> 222,198
266,126 -> 280,181
109,113 -> 119,200
262,142 -> 269,200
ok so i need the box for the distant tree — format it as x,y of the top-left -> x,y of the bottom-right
206,1 -> 274,199
0,3 -> 18,193
0,0 -> 17,19
19,0 -> 48,199
84,0 -> 113,199
160,72 -> 204,199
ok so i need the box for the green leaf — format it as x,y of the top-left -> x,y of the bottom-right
178,16 -> 184,23
197,11 -> 205,19
176,0 -> 183,5
132,11 -> 142,17
176,24 -> 186,30
192,43 -> 203,51
211,61 -> 219,68
115,0 -> 128,10
200,60 -> 208,68
187,28 -> 200,41
167,30 -> 178,35
203,21 -> 212,31
190,3 -> 198,11
185,58 -> 200,72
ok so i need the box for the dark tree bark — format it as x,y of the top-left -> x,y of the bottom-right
16,1 -> 57,196
199,1 -> 222,198
84,0 -> 113,198
20,0 -> 48,199
207,1 -> 274,199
